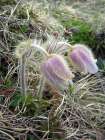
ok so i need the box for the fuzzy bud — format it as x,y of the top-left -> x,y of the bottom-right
41,54 -> 74,89
68,44 -> 98,74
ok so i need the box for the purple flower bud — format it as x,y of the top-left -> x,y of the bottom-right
45,36 -> 71,54
55,41 -> 71,54
69,44 -> 98,74
41,54 -> 74,89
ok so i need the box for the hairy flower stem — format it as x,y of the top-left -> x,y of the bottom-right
32,42 -> 49,98
37,76 -> 45,99
19,54 -> 27,96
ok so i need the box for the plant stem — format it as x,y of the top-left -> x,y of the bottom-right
37,76 -> 45,99
19,54 -> 27,96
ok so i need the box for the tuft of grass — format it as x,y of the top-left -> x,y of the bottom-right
9,93 -> 51,116
61,73 -> 105,139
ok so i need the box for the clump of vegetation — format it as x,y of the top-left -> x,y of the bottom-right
62,17 -> 94,45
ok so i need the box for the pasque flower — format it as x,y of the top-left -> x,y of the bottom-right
68,44 -> 98,74
41,54 -> 74,89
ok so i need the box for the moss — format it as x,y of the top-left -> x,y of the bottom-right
63,18 -> 94,44
53,9 -> 95,45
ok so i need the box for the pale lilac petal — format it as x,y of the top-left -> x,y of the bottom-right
79,50 -> 98,74
73,44 -> 93,58
86,60 -> 98,74
47,55 -> 74,80
69,44 -> 98,74
41,62 -> 67,89
41,54 -> 74,89
70,49 -> 87,73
